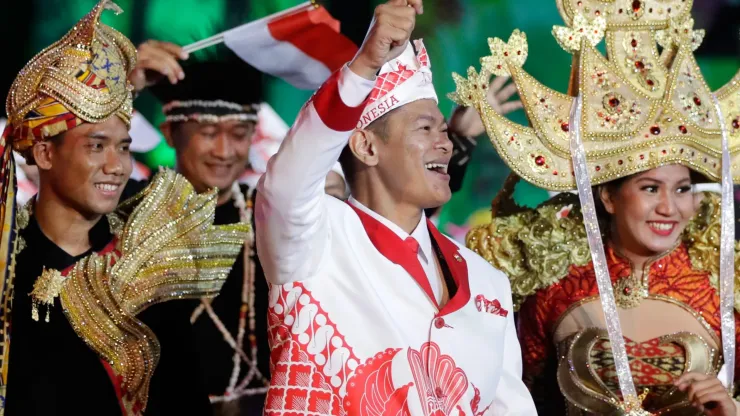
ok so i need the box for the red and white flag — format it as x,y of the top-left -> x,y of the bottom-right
223,3 -> 358,90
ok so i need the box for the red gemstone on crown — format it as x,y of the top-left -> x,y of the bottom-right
632,0 -> 642,12
618,160 -> 624,165
595,166 -> 601,172
635,61 -> 645,70
624,286 -> 632,295
535,156 -> 546,166
693,96 -> 702,106
679,125 -> 688,134
609,97 -> 620,107
650,126 -> 661,135
561,122 -> 570,132
646,79 -> 655,86
631,39 -> 638,48
732,119 -> 740,129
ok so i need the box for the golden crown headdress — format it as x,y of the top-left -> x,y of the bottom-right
4,0 -> 137,153
450,0 -> 740,191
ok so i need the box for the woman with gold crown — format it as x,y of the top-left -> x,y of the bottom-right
452,0 -> 740,415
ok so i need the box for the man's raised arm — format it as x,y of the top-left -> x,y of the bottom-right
255,0 -> 422,285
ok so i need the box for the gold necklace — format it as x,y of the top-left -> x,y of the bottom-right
21,200 -> 122,322
612,244 -> 678,309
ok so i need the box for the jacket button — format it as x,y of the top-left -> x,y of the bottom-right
434,317 -> 445,329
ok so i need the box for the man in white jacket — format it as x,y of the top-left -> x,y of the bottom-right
256,0 -> 536,414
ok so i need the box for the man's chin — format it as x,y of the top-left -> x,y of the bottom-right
199,176 -> 239,194
81,202 -> 118,218
422,191 -> 452,211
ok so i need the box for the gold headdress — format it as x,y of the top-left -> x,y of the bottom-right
454,1 -> 739,412
4,0 -> 136,155
450,0 -> 740,191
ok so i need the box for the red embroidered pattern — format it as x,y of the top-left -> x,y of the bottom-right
267,282 -> 475,416
474,295 -> 509,318
590,336 -> 686,399
367,40 -> 430,106
408,342 -> 469,416
518,244 -> 740,388
266,282 -> 359,416
367,64 -> 416,105
344,348 -> 413,416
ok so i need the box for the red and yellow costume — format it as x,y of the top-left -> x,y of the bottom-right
451,0 -> 740,411
467,191 -> 740,414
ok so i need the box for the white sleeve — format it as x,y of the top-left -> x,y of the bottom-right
255,66 -> 375,285
492,287 -> 538,415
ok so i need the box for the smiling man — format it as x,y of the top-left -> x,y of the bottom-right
0,2 -> 248,415
255,0 -> 536,414
151,59 -> 273,415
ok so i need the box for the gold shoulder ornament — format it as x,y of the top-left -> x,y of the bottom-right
32,169 -> 249,414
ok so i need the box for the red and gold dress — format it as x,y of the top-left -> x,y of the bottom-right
468,193 -> 740,415
448,0 -> 740,412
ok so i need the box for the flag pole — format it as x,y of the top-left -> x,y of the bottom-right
183,1 -> 315,54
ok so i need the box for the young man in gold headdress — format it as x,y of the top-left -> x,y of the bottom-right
0,2 -> 248,415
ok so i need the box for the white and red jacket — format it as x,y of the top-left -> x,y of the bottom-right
256,66 -> 536,416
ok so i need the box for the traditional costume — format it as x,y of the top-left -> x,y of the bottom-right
255,40 -> 536,415
451,0 -> 740,414
151,60 -> 272,414
0,2 -> 249,415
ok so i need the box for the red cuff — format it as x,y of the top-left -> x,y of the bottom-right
311,70 -> 368,132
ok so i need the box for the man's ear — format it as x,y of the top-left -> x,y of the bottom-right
32,141 -> 54,171
160,122 -> 174,148
348,129 -> 380,168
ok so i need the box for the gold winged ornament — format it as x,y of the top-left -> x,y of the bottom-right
28,170 -> 249,414
452,0 -> 739,413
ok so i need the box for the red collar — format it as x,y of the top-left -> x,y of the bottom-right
61,237 -> 120,276
347,202 -> 470,316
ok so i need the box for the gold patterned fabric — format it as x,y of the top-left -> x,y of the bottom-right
31,170 -> 249,414
450,0 -> 740,191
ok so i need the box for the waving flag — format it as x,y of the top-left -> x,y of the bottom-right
222,4 -> 357,89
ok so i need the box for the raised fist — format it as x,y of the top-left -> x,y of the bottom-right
349,0 -> 423,80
